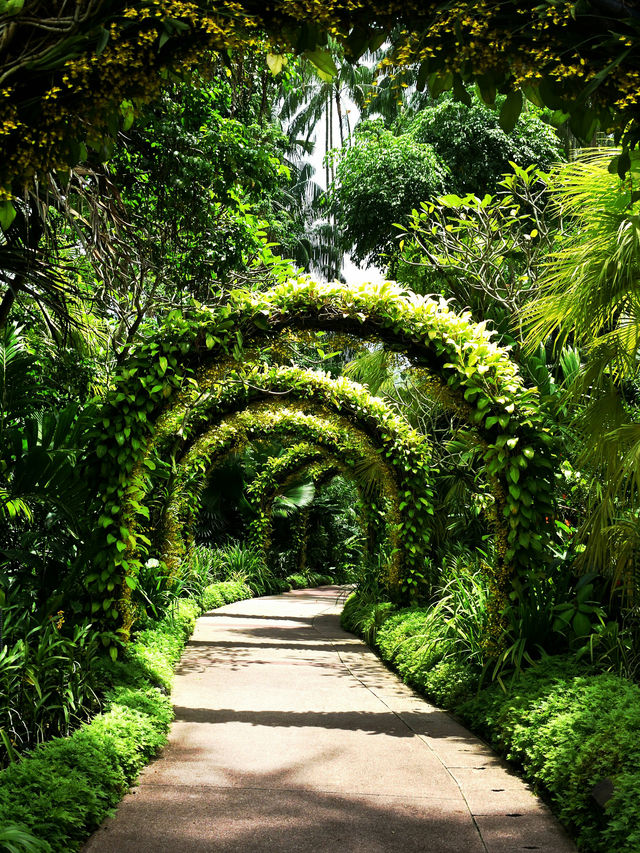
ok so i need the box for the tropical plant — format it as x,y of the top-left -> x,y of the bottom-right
0,824 -> 50,853
522,151 -> 640,583
328,122 -> 447,264
396,164 -> 556,339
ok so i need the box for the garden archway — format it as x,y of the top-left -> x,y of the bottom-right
92,280 -> 555,647
158,407 -> 402,580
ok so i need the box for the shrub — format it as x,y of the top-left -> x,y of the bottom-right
286,572 -> 334,589
458,660 -> 640,853
344,586 -> 640,853
202,580 -> 252,611
0,581 -> 250,852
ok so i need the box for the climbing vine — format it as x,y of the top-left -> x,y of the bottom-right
90,279 -> 555,651
159,407 -> 402,583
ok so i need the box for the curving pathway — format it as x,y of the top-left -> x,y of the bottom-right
84,587 -> 576,853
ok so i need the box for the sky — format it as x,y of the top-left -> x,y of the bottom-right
305,91 -> 386,286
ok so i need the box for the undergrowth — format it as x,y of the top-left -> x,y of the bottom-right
0,582 -> 245,853
342,590 -> 640,853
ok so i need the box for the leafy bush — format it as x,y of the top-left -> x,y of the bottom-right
459,659 -> 640,853
0,585 -> 250,852
286,572 -> 334,589
201,579 -> 252,611
0,618 -> 101,766
343,582 -> 640,852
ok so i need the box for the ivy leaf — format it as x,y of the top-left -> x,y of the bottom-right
0,201 -> 16,232
305,48 -> 338,81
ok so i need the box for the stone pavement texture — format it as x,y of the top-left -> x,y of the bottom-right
83,586 -> 577,853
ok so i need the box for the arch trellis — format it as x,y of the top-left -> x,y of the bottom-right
95,364 -> 435,637
246,451 -> 363,574
160,410 -> 400,579
91,280 -> 555,648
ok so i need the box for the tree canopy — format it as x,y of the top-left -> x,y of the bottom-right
1,0 -> 639,215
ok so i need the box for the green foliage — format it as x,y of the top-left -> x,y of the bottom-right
459,659 -> 640,853
328,122 -> 447,264
112,76 -> 293,298
0,824 -> 50,853
285,572 -> 334,589
123,600 -> 199,693
396,163 -> 555,336
343,558 -> 489,706
90,278 -> 555,650
201,580 -> 252,611
407,96 -> 563,196
1,0 -> 638,207
154,376 -> 433,612
522,151 -> 640,581
0,619 -> 101,766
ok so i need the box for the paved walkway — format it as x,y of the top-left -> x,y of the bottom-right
84,586 -> 576,853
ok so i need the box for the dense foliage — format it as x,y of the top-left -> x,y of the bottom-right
328,124 -> 446,264
3,16 -> 640,853
406,96 -> 563,196
1,0 -> 639,212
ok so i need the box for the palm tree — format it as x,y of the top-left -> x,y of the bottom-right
522,150 -> 640,586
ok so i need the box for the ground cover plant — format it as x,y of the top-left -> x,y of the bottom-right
0,550 -> 336,851
342,555 -> 640,853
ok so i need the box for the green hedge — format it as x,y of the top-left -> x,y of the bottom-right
286,572 -> 334,590
0,582 -> 249,853
201,579 -> 252,611
341,593 -> 478,707
459,661 -> 640,853
341,592 -> 640,853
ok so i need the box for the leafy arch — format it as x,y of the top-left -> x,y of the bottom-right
93,280 -> 554,647
92,362 -> 435,638
159,411 -> 398,578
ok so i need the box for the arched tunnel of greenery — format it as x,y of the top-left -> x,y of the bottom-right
160,410 -> 402,580
4,6 -> 640,848
88,281 -> 555,648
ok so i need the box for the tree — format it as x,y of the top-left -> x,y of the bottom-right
395,164 -> 556,337
407,95 -> 563,196
328,122 -> 447,265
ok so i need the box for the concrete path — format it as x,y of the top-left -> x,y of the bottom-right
84,586 -> 576,853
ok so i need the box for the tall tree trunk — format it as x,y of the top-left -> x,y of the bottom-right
335,85 -> 345,148
325,92 -> 330,190
328,91 -> 334,184
0,287 -> 17,329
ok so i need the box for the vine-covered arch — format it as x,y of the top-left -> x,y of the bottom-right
93,363 -> 435,637
159,410 -> 400,580
92,279 -> 555,646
